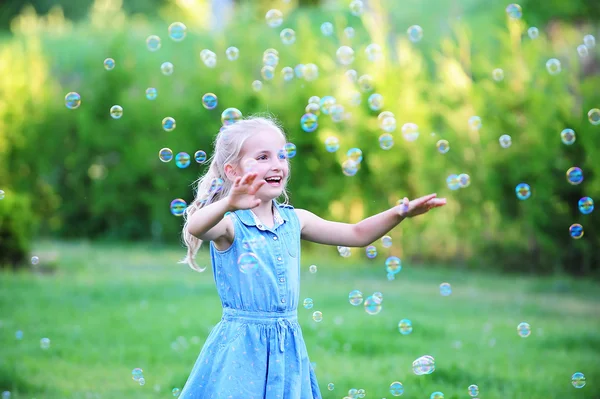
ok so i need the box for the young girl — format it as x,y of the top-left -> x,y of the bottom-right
180,116 -> 446,398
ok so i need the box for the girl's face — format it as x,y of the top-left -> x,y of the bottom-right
233,128 -> 289,200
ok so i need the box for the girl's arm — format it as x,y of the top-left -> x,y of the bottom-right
186,197 -> 234,242
295,194 -> 446,247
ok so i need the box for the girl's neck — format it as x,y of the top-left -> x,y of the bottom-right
251,200 -> 275,229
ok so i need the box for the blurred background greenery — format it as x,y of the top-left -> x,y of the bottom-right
0,0 -> 600,398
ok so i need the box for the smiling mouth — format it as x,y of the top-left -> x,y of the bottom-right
265,177 -> 282,186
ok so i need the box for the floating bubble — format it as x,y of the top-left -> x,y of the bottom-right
342,159 -> 359,176
528,27 -> 539,39
221,108 -> 242,126
577,44 -> 589,57
517,321 -> 531,337
301,113 -> 318,132
172,388 -> 181,397
238,252 -> 260,273
430,392 -> 444,399
265,9 -> 283,28
364,295 -> 382,315
15,330 -> 22,339
139,378 -> 146,386
325,137 -> 340,152
458,173 -> 471,188
280,28 -> 296,45
327,383 -> 335,391
566,167 -> 583,185
243,158 -> 258,174
345,69 -> 358,82
175,152 -> 191,168
146,35 -> 161,51
578,197 -> 594,215
381,235 -> 392,248
381,116 -> 396,133
468,384 -> 479,397
436,139 -> 450,154
440,282 -> 452,296
349,290 -> 363,306
572,372 -> 586,388
365,43 -> 383,62
401,123 -> 419,142
492,68 -> 504,81
516,183 -> 531,200
349,0 -> 364,16
168,22 -> 187,41
305,103 -> 320,116
319,96 -> 336,115
110,105 -> 123,119
277,148 -> 287,161
209,178 -> 224,195
407,25 -> 423,43
261,65 -> 275,80
303,298 -> 314,309
31,256 -> 39,265
505,3 -> 522,19
499,134 -> 512,148
583,34 -> 596,49
338,245 -> 352,257
365,245 -> 377,259
200,93 -> 217,110
145,87 -> 157,100
284,142 -> 297,158
161,61 -> 174,76
546,58 -> 561,75
321,22 -> 334,36
104,58 -> 115,70
225,46 -> 239,61
561,128 -> 576,145
159,148 -> 173,162
357,74 -> 374,92
312,311 -> 323,322
344,27 -> 355,38
132,368 -> 144,381
588,108 -> 600,125
398,319 -> 413,335
379,133 -> 394,150
569,223 -> 584,239
200,49 -> 217,68
446,174 -> 460,190
252,80 -> 262,91
40,337 -> 50,349
390,381 -> 404,396
468,116 -> 482,131
412,355 -> 435,375
303,63 -> 319,81
194,150 -> 207,164
65,92 -> 81,109
336,46 -> 355,65
385,256 -> 401,274
347,148 -> 363,163
281,66 -> 294,81
162,117 -> 176,132
368,93 -> 384,111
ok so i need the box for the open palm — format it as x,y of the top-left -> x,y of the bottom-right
227,173 -> 266,211
398,193 -> 447,218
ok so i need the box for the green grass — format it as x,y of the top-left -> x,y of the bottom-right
1,240 -> 599,398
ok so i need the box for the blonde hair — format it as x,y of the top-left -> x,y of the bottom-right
180,115 -> 291,272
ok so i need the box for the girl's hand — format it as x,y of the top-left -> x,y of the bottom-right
226,173 -> 266,211
398,193 -> 447,218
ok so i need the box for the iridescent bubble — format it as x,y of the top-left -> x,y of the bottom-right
308,96 -> 320,105
200,49 -> 217,68
468,384 -> 479,397
357,74 -> 374,92
284,142 -> 297,158
327,383 -> 335,391
468,116 -> 482,131
252,80 -> 263,92
104,58 -> 115,70
194,150 -> 207,164
146,87 -> 157,100
390,381 -> 404,396
572,372 -> 586,388
209,178 -> 224,194
305,103 -> 320,116
110,105 -> 123,119
365,245 -> 377,259
407,25 -> 423,43
1,391 -> 10,399
492,68 -> 504,81
583,34 -> 596,49
588,108 -> 600,125
373,292 -> 383,303
517,322 -> 531,337
401,123 -> 419,141
172,388 -> 181,397
238,252 -> 259,273
162,117 -> 176,132
577,44 -> 589,57
202,93 -> 218,110
304,64 -> 319,81
263,52 -> 279,67
365,43 -> 383,62
168,22 -> 187,42
347,148 -> 363,163
342,160 -> 359,176
281,66 -> 294,81
379,133 -> 394,150
344,27 -> 355,38
578,197 -> 594,215
226,46 -> 239,61
412,355 -> 435,375
277,149 -> 287,161
161,61 -> 174,76
436,139 -> 450,154
65,92 -> 81,109
159,148 -> 173,162
40,337 -> 50,349
569,223 -> 584,239
566,167 -> 583,185
319,96 -> 336,115
243,158 -> 258,173
345,69 -> 358,82
368,93 -> 384,111
132,368 -> 144,381
265,9 -> 283,28
458,173 -> 471,188
309,264 -> 317,273
280,28 -> 296,45
146,35 -> 161,51
330,104 -> 345,123
336,46 -> 355,65
546,58 -> 561,75
364,295 -> 382,315
31,256 -> 39,265
301,113 -> 318,132
381,116 -> 396,133
321,22 -> 334,36
261,65 -> 275,80
398,319 -> 413,335
325,137 -> 340,152
312,311 -> 323,322
349,290 -> 363,306
349,0 -> 364,16
528,27 -> 539,39
15,330 -> 23,339
499,134 -> 512,148
561,128 -> 576,145
175,152 -> 191,168
505,3 -> 522,19
381,236 -> 392,248
385,256 -> 401,274
440,282 -> 452,296
446,174 -> 460,190
221,108 -> 242,126
430,392 -> 444,399
515,183 -> 531,200
139,378 -> 146,386
303,298 -> 314,309
357,388 -> 366,398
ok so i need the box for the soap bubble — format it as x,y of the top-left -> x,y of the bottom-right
265,9 -> 283,28
168,22 -> 187,41
336,46 -> 355,65
505,3 -> 522,19
110,105 -> 123,119
103,58 -> 115,70
146,35 -> 161,51
561,128 -> 576,145
145,87 -> 157,100
517,322 -> 531,337
390,381 -> 404,396
321,22 -> 334,36
572,372 -> 586,388
546,58 -> 561,75
407,25 -> 423,43
65,92 -> 81,109
349,0 -> 364,16
161,61 -> 174,76
516,183 -> 531,200
588,108 -> 600,125
226,46 -> 239,61
280,28 -> 296,45
528,27 -> 539,39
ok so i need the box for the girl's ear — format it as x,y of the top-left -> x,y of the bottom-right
224,163 -> 238,182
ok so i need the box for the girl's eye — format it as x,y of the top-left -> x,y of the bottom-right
257,155 -> 267,160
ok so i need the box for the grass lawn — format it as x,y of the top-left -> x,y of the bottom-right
1,240 -> 599,398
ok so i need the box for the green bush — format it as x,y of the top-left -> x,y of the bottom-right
0,190 -> 37,268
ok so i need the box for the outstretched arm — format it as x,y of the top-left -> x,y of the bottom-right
295,194 -> 446,247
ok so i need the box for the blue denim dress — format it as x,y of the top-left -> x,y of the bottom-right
180,201 -> 321,398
